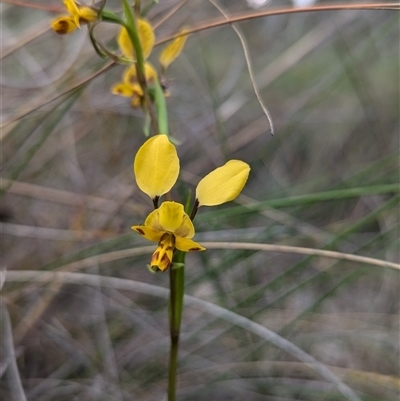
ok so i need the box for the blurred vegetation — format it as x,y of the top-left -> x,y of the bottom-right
1,1 -> 399,400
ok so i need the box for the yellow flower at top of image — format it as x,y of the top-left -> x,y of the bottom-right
131,135 -> 250,272
51,0 -> 98,35
112,22 -> 189,106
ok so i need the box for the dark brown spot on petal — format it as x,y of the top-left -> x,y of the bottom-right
136,228 -> 145,235
161,253 -> 170,263
55,20 -> 69,35
151,251 -> 160,264
189,247 -> 201,251
165,246 -> 174,251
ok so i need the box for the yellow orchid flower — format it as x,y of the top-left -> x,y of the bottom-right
51,0 -> 98,35
132,201 -> 205,272
112,22 -> 189,106
131,135 -> 250,272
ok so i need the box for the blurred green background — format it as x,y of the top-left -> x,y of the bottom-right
1,0 -> 399,400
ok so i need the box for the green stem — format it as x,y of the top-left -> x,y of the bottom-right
167,194 -> 193,400
100,10 -> 125,25
154,78 -> 169,135
121,0 -> 146,83
121,0 -> 158,134
168,250 -> 186,401
168,334 -> 179,401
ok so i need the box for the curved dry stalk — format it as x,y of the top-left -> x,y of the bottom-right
31,242 -> 400,273
216,11 -> 357,121
8,240 -> 398,343
208,0 -> 274,135
4,271 -> 362,401
16,242 -> 399,277
201,242 -> 400,271
156,3 -> 400,45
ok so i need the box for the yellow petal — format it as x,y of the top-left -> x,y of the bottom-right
159,29 -> 188,70
117,19 -> 154,61
159,202 -> 194,237
63,0 -> 79,16
144,62 -> 157,82
78,6 -> 98,22
143,208 -> 163,232
131,83 -> 143,95
123,65 -> 137,85
150,233 -> 175,272
63,0 -> 82,27
111,82 -> 135,97
51,16 -> 78,35
118,27 -> 134,60
196,160 -> 250,206
175,237 -> 205,252
144,202 -> 194,238
131,94 -> 142,108
131,225 -> 163,242
138,18 -> 155,60
134,135 -> 179,199
124,63 -> 157,85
